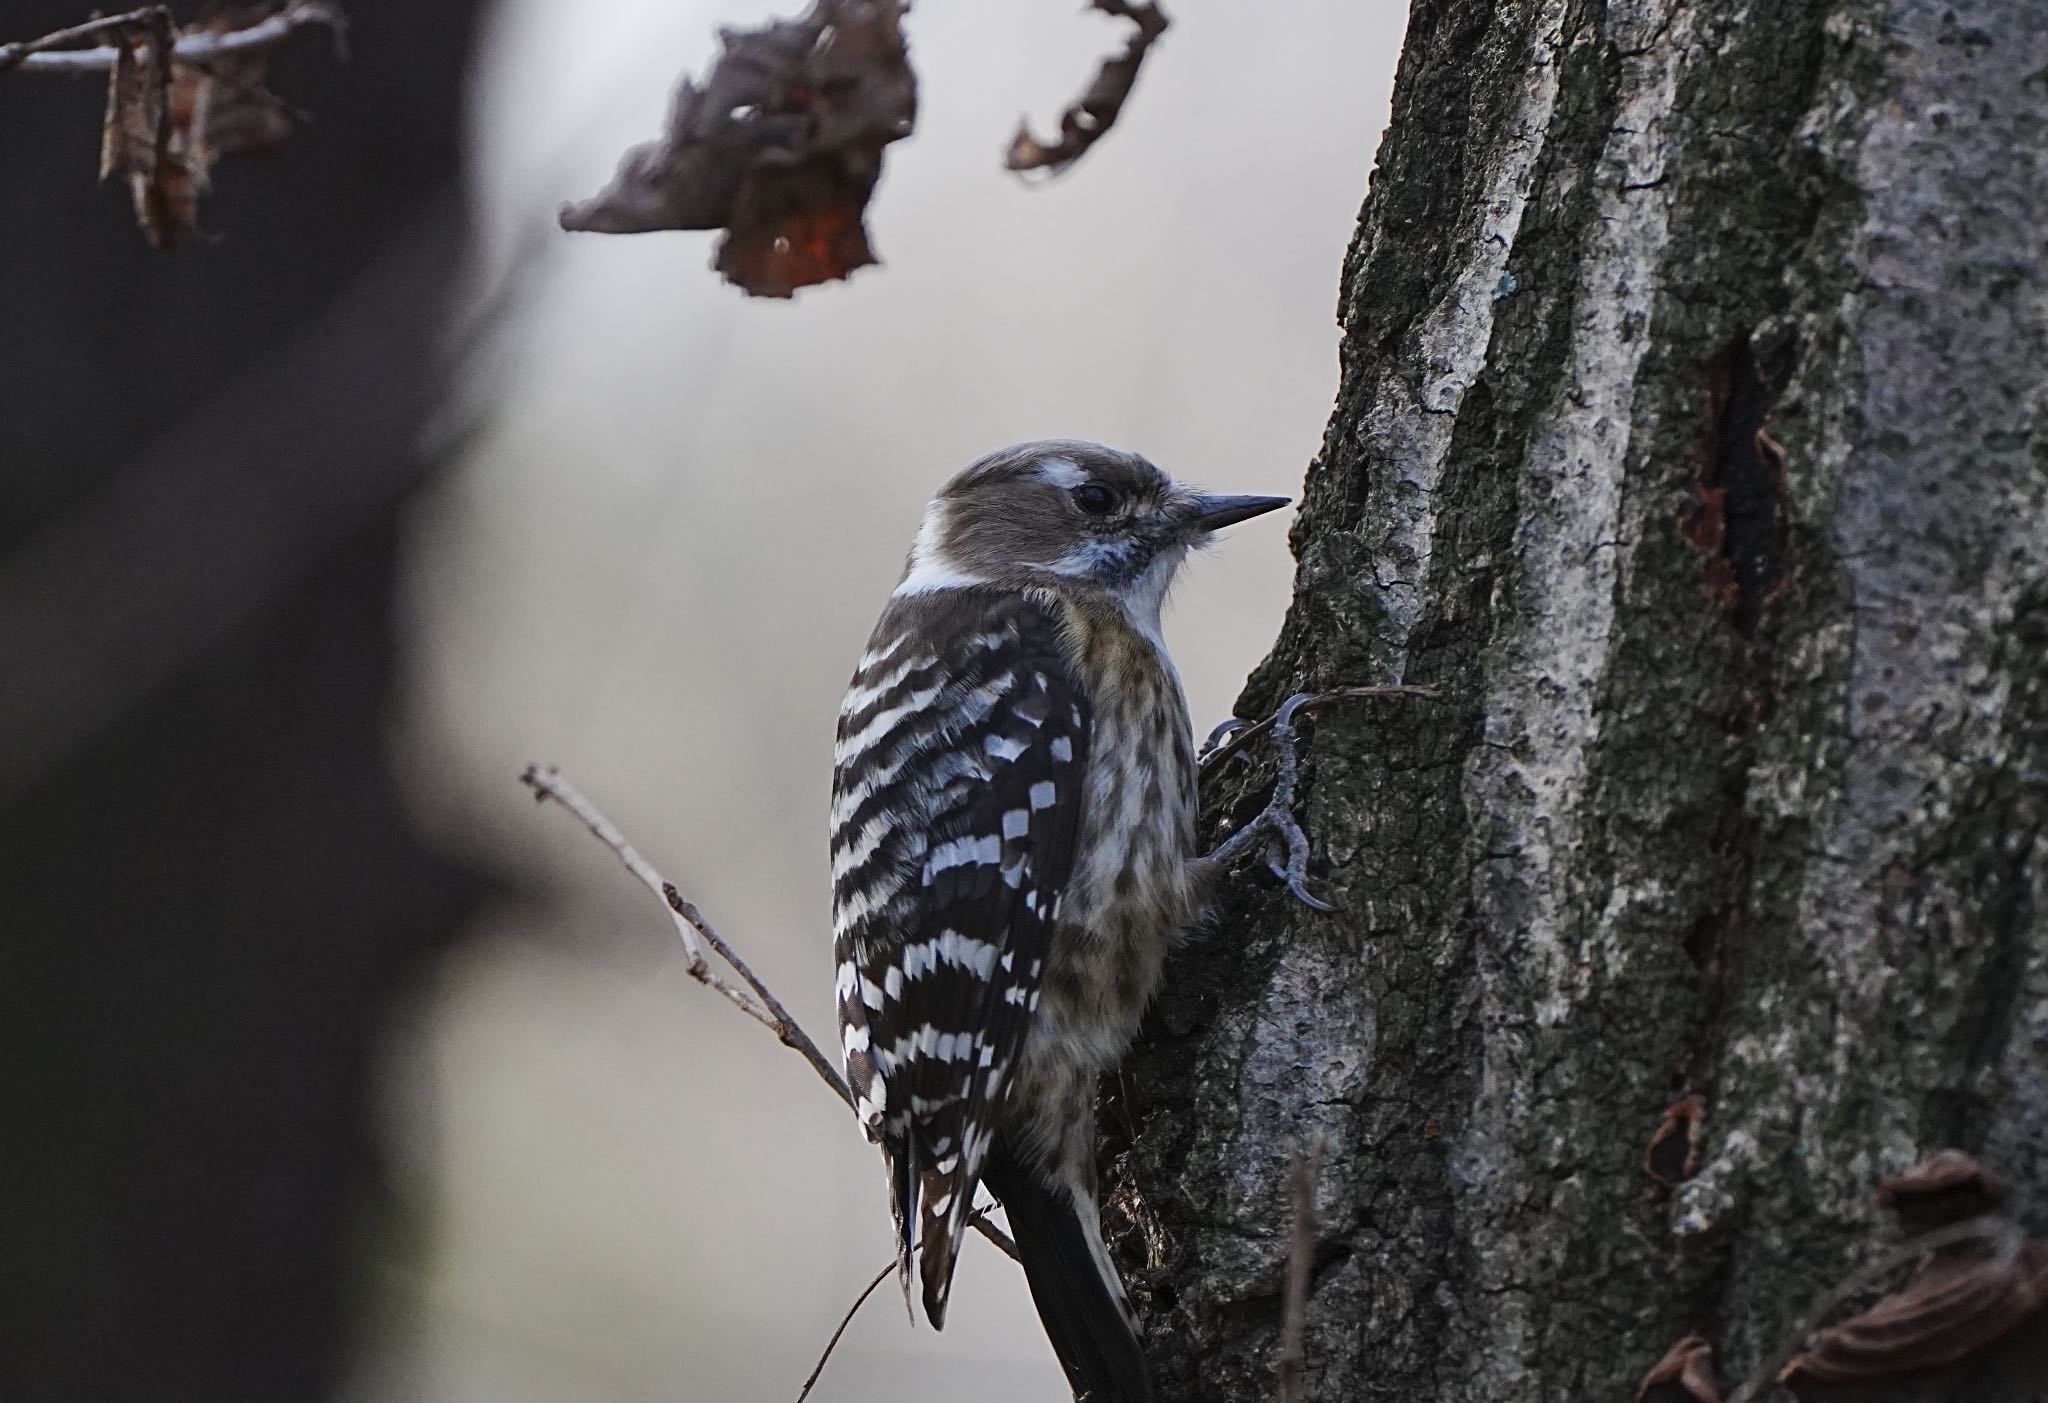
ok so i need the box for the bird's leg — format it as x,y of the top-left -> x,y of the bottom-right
1200,692 -> 1336,913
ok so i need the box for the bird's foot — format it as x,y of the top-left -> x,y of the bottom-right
1199,692 -> 1335,913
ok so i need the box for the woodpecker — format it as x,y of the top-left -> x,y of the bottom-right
830,440 -> 1289,1401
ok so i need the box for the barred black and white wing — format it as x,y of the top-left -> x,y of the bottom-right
831,588 -> 1089,1326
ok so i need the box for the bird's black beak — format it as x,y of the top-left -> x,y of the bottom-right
1187,493 -> 1291,533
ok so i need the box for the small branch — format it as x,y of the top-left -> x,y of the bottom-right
1006,0 -> 1169,176
796,1259 -> 895,1402
518,763 -> 1019,1268
0,1 -> 345,76
1275,1135 -> 1328,1403
0,6 -> 167,72
662,881 -> 851,1108
521,764 -> 781,1038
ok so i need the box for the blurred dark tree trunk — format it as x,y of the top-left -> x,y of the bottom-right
1114,0 -> 2048,1399
0,4 -> 488,1401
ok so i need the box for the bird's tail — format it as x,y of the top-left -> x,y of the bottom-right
982,1138 -> 1156,1403
916,1161 -> 977,1327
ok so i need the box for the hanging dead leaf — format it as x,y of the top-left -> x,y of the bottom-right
98,12 -> 177,245
559,0 -> 916,298
13,2 -> 341,247
1006,0 -> 1168,175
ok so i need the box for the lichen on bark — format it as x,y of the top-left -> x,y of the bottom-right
1108,1 -> 2048,1399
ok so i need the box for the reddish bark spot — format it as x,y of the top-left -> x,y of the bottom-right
1638,1334 -> 1721,1403
1645,1093 -> 1706,1188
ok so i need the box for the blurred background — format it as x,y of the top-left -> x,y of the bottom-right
1,2 -> 1400,1399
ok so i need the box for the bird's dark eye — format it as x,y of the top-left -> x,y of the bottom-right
1072,483 -> 1118,516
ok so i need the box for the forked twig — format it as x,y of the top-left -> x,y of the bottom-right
1275,1134 -> 1328,1403
518,763 -> 1018,1267
521,764 -> 794,1048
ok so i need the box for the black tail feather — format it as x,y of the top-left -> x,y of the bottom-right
983,1140 -> 1156,1403
891,1138 -> 918,1317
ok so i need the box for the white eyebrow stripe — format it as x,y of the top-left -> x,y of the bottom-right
1035,457 -> 1088,488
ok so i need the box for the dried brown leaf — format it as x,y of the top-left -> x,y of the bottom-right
1638,1334 -> 1722,1403
560,0 -> 915,298
1006,0 -> 1167,176
99,12 -> 176,246
81,4 -> 325,248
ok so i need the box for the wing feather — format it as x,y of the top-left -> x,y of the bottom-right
830,589 -> 1088,1324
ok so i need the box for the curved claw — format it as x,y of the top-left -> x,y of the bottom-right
1273,691 -> 1316,730
1265,809 -> 1336,913
1199,689 -> 1340,914
1285,873 -> 1337,914
1200,715 -> 1251,764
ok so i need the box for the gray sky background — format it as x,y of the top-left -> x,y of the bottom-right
349,3 -> 1405,1399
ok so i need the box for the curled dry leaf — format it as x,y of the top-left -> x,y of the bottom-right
559,0 -> 915,299
1637,1334 -> 1721,1403
98,11 -> 175,243
1783,1236 -> 2048,1396
1874,1149 -> 2010,1230
80,3 -> 339,249
1006,0 -> 1168,176
1645,1093 -> 1706,1188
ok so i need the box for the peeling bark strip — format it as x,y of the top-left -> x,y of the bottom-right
1115,0 -> 2048,1400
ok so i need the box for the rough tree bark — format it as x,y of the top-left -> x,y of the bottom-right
1111,1 -> 2047,1399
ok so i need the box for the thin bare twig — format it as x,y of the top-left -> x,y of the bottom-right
796,1259 -> 895,1401
521,764 -> 783,1037
0,1 -> 344,76
518,763 -> 1019,1267
1275,1135 -> 1328,1403
663,881 -> 852,1108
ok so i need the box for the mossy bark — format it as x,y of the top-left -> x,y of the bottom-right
1109,0 -> 2048,1398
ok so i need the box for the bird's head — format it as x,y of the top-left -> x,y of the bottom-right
896,440 -> 1289,619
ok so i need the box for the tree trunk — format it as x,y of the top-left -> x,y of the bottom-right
1112,0 -> 2048,1399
